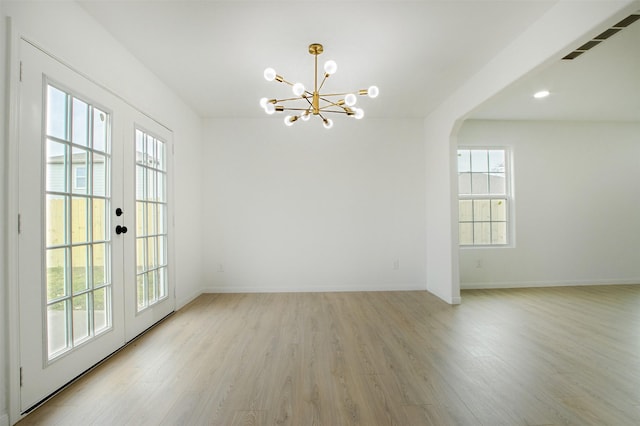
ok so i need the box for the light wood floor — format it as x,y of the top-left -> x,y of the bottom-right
18,285 -> 640,425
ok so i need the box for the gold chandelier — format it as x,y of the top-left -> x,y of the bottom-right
260,43 -> 379,129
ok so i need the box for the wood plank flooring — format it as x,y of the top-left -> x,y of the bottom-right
18,285 -> 640,425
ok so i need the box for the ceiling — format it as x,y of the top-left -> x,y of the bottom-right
469,11 -> 640,122
77,0 -> 560,119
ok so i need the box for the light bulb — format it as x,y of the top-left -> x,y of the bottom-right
367,86 -> 379,98
292,83 -> 305,96
323,118 -> 334,129
264,103 -> 275,115
324,60 -> 337,75
259,97 -> 268,108
301,111 -> 311,121
345,93 -> 357,107
264,67 -> 276,81
533,90 -> 550,99
284,115 -> 295,127
354,108 -> 364,119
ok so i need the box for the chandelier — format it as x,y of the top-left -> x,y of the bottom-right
260,43 -> 379,129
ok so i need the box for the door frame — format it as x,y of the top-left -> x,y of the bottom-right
6,26 -> 176,424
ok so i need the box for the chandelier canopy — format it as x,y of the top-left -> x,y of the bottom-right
260,43 -> 379,129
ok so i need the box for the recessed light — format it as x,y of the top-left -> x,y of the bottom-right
533,90 -> 550,99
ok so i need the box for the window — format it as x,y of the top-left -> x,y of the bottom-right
74,165 -> 86,190
457,148 -> 512,246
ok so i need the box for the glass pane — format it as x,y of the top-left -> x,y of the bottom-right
136,129 -> 144,160
136,238 -> 146,273
157,204 -> 166,234
137,274 -> 146,311
136,166 -> 145,200
93,108 -> 108,153
72,294 -> 90,344
92,153 -> 107,197
94,287 -> 109,333
147,237 -> 157,270
489,173 -> 506,195
93,198 -> 106,241
488,150 -> 505,173
158,268 -> 167,298
457,150 -> 470,173
157,141 -> 166,172
473,200 -> 491,222
146,135 -> 155,166
46,139 -> 67,193
72,97 -> 89,147
158,236 -> 167,266
47,248 -> 67,301
491,199 -> 507,221
47,85 -> 68,140
46,194 -> 67,246
471,150 -> 488,172
474,222 -> 491,245
146,203 -> 156,236
136,202 -> 146,236
147,170 -> 157,201
471,172 -> 489,194
492,222 -> 507,245
459,223 -> 473,245
148,270 -> 157,303
93,243 -> 107,286
71,196 -> 89,243
72,147 -> 89,195
458,173 -> 471,195
158,172 -> 166,203
72,245 -> 89,293
459,200 -> 473,222
47,301 -> 68,356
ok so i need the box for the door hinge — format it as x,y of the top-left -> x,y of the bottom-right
20,367 -> 23,387
18,214 -> 21,234
19,61 -> 23,82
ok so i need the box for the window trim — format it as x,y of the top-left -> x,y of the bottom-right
457,146 -> 515,248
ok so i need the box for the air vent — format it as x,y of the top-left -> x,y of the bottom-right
562,12 -> 639,60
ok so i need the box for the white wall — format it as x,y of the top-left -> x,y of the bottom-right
423,0 -> 638,304
2,1 -> 203,423
202,118 -> 426,292
458,120 -> 640,288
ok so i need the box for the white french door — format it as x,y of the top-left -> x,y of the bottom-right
17,40 -> 174,413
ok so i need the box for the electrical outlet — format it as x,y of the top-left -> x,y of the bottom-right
217,264 -> 224,273
393,259 -> 400,270
476,259 -> 483,269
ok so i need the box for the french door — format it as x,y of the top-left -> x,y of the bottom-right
17,40 -> 174,412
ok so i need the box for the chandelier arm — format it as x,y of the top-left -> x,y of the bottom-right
318,74 -> 329,92
273,96 -> 312,103
317,108 -> 350,115
278,107 -> 313,112
317,92 -> 355,98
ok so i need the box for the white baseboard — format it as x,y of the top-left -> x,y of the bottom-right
175,288 -> 205,310
461,278 -> 640,290
1,412 -> 9,426
201,283 -> 427,294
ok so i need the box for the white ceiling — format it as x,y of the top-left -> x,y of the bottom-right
78,0 -> 560,119
470,12 -> 640,122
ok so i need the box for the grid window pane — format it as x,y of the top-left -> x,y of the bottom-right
457,148 -> 511,246
45,84 -> 113,360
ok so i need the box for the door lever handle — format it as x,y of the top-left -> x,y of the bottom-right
116,225 -> 128,235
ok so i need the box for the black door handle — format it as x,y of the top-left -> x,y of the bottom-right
116,208 -> 123,216
116,225 -> 128,235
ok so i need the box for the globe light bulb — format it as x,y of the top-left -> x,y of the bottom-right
264,67 -> 276,81
354,108 -> 364,120
259,97 -> 268,108
367,86 -> 379,98
323,118 -> 334,129
301,111 -> 311,121
324,60 -> 337,75
264,103 -> 275,115
345,93 -> 357,107
292,83 -> 305,96
284,115 -> 295,127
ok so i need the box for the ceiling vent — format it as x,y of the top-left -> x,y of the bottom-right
562,12 -> 640,60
